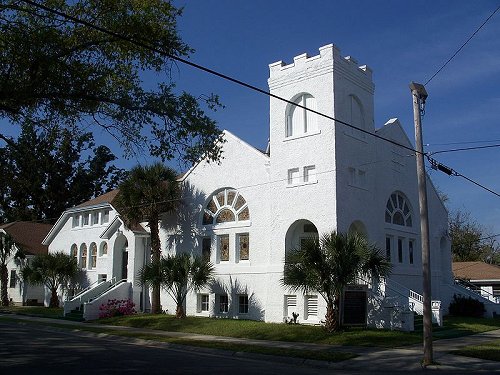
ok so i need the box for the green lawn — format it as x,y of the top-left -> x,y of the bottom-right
453,339 -> 500,362
0,306 -> 63,318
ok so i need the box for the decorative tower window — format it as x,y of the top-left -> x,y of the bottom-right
286,93 -> 318,137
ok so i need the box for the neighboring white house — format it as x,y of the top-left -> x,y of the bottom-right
0,221 -> 52,306
43,44 -> 482,326
453,262 -> 500,303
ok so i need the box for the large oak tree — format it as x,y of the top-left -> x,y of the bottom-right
0,0 -> 223,164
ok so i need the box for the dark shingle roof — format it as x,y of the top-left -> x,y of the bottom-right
76,189 -> 120,208
0,221 -> 52,255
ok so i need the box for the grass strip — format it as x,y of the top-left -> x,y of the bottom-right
452,339 -> 500,362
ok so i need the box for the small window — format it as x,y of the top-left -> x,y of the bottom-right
98,274 -> 107,283
219,295 -> 229,313
200,294 -> 209,312
287,168 -> 300,185
303,165 -> 317,183
238,233 -> 249,261
9,270 -> 16,288
102,210 -> 110,224
409,240 -> 414,265
91,212 -> 99,225
83,214 -> 89,226
238,295 -> 249,314
202,237 -> 211,262
306,295 -> 318,318
398,238 -> 403,263
219,235 -> 229,262
72,216 -> 79,228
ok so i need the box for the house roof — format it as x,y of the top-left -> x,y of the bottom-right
452,261 -> 500,281
76,189 -> 119,208
0,221 -> 52,256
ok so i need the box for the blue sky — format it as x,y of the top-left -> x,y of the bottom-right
163,0 -> 500,237
1,1 -> 499,237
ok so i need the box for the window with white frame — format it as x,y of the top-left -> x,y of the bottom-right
102,210 -> 110,224
89,242 -> 97,269
91,212 -> 99,225
199,294 -> 209,312
286,93 -> 318,137
238,233 -> 249,261
80,243 -> 87,268
305,295 -> 318,319
71,244 -> 78,263
303,165 -> 317,183
202,188 -> 250,225
238,295 -> 249,314
83,213 -> 89,226
219,295 -> 229,313
385,192 -> 413,227
72,215 -> 79,228
218,234 -> 229,262
287,168 -> 300,185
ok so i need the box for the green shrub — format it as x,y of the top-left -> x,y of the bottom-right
448,294 -> 485,318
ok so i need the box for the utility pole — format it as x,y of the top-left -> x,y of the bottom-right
409,82 -> 433,366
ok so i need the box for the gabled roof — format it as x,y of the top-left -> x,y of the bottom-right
179,129 -> 270,182
453,261 -> 500,281
76,189 -> 119,208
0,221 -> 52,256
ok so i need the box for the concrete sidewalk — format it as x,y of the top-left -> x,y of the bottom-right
2,313 -> 499,373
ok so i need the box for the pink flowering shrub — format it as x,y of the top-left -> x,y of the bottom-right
99,298 -> 136,319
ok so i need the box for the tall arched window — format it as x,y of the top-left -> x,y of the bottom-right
70,244 -> 78,263
80,243 -> 88,269
385,192 -> 412,227
89,242 -> 97,269
202,188 -> 250,225
286,93 -> 317,137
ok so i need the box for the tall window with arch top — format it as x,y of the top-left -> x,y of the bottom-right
202,188 -> 250,225
385,192 -> 413,227
286,93 -> 317,137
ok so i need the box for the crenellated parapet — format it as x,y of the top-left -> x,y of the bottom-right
268,44 -> 374,94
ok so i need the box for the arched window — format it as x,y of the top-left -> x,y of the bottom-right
202,188 -> 250,225
286,93 -> 317,137
70,244 -> 78,262
80,243 -> 87,268
99,242 -> 108,257
89,243 -> 97,269
385,192 -> 413,227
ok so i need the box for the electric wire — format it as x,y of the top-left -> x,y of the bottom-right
424,5 -> 500,86
16,1 -> 500,199
430,143 -> 500,155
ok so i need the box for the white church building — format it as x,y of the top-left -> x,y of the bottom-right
43,44 -> 496,327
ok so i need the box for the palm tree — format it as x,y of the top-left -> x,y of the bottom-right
139,253 -> 214,318
0,233 -> 24,306
22,252 -> 79,308
115,163 -> 179,314
282,231 -> 391,332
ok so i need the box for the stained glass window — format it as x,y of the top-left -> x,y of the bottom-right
202,189 -> 249,225
90,243 -> 97,268
80,244 -> 87,268
385,192 -> 412,227
219,234 -> 229,261
239,233 -> 249,260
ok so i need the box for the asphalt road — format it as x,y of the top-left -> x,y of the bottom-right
0,320 -> 343,375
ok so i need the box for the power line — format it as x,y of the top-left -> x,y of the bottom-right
424,5 -> 500,86
427,138 -> 500,146
17,1 -> 500,199
430,143 -> 500,155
